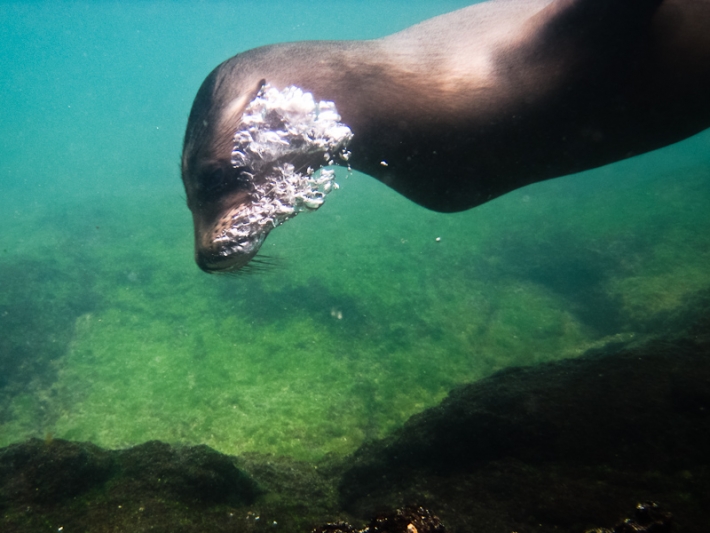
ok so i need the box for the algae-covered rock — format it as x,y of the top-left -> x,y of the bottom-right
341,336 -> 710,494
0,438 -> 113,505
337,323 -> 710,532
116,440 -> 259,505
0,439 -> 266,532
1,298 -> 709,532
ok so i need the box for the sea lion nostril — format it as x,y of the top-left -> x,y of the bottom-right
194,251 -> 215,274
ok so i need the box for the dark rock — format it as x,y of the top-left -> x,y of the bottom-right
315,523 -> 359,533
585,501 -> 673,533
340,336 -> 710,501
0,438 -> 114,505
116,440 -> 260,505
0,439 -> 259,511
338,321 -> 710,532
313,505 -> 446,533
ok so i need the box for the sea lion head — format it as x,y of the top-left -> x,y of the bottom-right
181,71 -> 352,273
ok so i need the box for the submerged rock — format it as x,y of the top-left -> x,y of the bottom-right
338,316 -> 710,532
313,505 -> 446,533
585,501 -> 673,533
0,438 -> 113,505
0,438 -> 259,509
0,438 -> 264,532
116,440 -> 259,505
341,336 -> 710,490
1,298 -> 709,531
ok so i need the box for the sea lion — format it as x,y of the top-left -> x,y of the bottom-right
181,0 -> 710,273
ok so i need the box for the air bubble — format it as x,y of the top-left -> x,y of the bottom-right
215,84 -> 353,258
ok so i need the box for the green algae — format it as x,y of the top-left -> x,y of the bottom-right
1,158 -> 710,461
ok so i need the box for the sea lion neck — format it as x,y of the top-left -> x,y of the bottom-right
207,38 -> 502,193
210,39 -> 444,137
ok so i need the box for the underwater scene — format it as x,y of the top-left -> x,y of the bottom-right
1,1 -> 710,532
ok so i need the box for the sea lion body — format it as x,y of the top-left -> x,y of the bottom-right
182,0 -> 710,272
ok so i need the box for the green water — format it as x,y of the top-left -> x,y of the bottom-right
1,1 -> 709,462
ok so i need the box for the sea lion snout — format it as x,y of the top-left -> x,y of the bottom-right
190,188 -> 265,273
195,246 -> 257,273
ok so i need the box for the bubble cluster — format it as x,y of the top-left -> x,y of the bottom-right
213,85 -> 353,258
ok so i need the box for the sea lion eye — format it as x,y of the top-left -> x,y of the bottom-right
198,167 -> 250,203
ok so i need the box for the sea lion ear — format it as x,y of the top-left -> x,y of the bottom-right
220,78 -> 267,131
